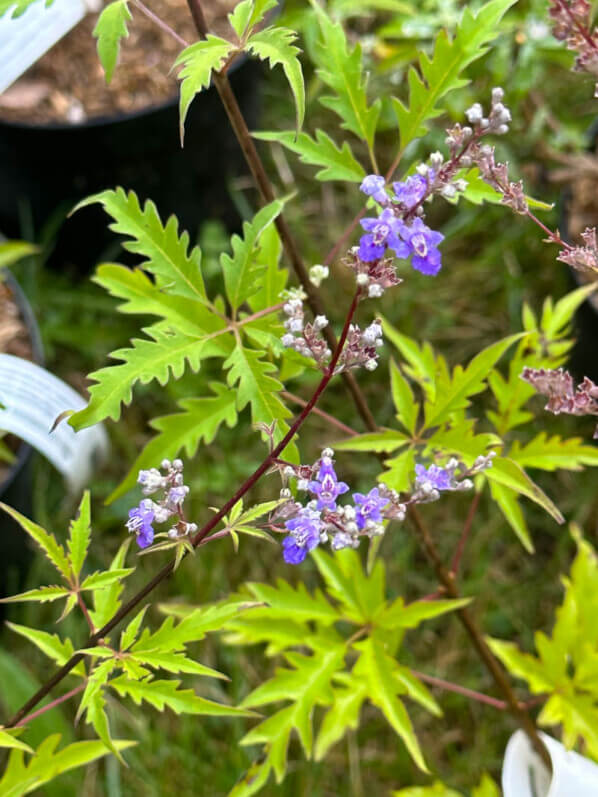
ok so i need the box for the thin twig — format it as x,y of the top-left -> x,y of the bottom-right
451,491 -> 481,577
14,684 -> 86,729
412,670 -> 510,711
77,592 -> 96,634
281,391 -> 359,437
133,0 -> 189,47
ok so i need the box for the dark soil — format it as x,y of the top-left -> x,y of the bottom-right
0,0 -> 238,124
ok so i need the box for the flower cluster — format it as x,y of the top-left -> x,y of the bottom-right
126,459 -> 196,548
557,227 -> 598,273
336,320 -> 384,373
548,0 -> 598,95
274,449 -> 493,564
521,366 -> 598,436
281,292 -> 331,368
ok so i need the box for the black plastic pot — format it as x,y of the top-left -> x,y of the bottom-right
0,274 -> 43,606
0,59 -> 263,273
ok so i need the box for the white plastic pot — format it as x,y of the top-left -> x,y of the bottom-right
502,730 -> 598,797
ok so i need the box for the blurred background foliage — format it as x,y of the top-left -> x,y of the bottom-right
3,0 -> 598,794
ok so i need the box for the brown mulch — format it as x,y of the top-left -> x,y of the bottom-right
0,0 -> 238,124
0,281 -> 32,360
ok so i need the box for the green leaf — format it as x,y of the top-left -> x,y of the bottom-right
0,241 -> 38,268
380,448 -> 417,492
510,433 -> 598,472
109,383 -> 237,502
93,0 -> 131,84
333,430 -> 409,453
314,681 -> 367,760
253,130 -> 365,182
246,224 -> 287,312
311,3 -> 381,154
472,774 -> 501,797
242,580 -> 339,625
353,636 -> 428,772
488,481 -> 532,552
0,735 -> 135,797
70,324 -> 228,429
245,27 -> 305,131
89,539 -> 131,630
130,651 -> 225,680
229,0 -> 277,39
0,729 -> 33,754
6,623 -> 85,676
486,638 -> 554,693
109,676 -> 251,717
0,504 -> 70,581
224,345 -> 293,450
391,0 -> 517,152
381,318 -> 437,401
80,568 -> 134,591
378,598 -> 471,630
390,359 -> 418,433
74,188 -> 206,300
392,783 -> 461,796
0,585 -> 70,604
175,36 -> 236,143
311,548 -> 386,624
221,200 -> 284,312
485,456 -> 564,527
67,491 -> 91,582
424,334 -> 524,429
0,0 -> 54,18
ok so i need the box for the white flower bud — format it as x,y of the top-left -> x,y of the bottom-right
283,466 -> 295,477
314,315 -> 328,330
161,459 -> 171,470
491,86 -> 504,103
345,521 -> 358,534
458,479 -> 473,491
465,103 -> 484,124
496,124 -> 509,135
430,151 -> 444,168
322,447 -> 334,458
356,273 -> 370,286
168,528 -> 179,539
280,487 -> 292,498
454,179 -> 468,192
365,359 -> 378,371
368,284 -> 384,298
460,155 -> 472,168
441,184 -> 457,199
297,479 -> 309,491
288,318 -> 303,333
309,264 -> 330,287
416,163 -> 429,176
343,506 -> 356,521
281,334 -> 295,348
480,118 -> 490,129
462,126 -> 473,139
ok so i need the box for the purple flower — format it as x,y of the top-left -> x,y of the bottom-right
308,458 -> 349,511
126,499 -> 155,549
283,508 -> 323,564
358,209 -> 410,262
392,172 -> 433,210
360,174 -> 388,205
401,218 -> 444,276
415,464 -> 451,492
353,487 -> 389,530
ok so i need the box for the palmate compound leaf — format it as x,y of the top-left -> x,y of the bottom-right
221,199 -> 285,313
311,548 -> 386,624
0,734 -> 135,797
509,433 -> 598,472
253,129 -> 365,182
93,1 -> 131,84
310,2 -> 381,155
391,0 -> 517,153
74,188 -> 206,301
239,644 -> 346,782
108,382 -> 238,502
175,35 -> 236,143
69,323 -> 233,429
245,27 -> 305,132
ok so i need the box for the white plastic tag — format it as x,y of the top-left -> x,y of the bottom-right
0,0 -> 97,95
0,353 -> 109,492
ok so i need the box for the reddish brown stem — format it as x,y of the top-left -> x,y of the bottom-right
77,592 -> 96,634
412,670 -> 510,711
4,291 -> 361,729
451,491 -> 481,576
281,391 -> 359,437
14,684 -> 86,729
556,0 -> 598,51
133,0 -> 189,47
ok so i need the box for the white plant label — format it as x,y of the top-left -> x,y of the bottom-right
0,353 -> 108,492
0,0 -> 99,95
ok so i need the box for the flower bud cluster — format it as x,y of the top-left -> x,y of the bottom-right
557,227 -> 598,274
335,321 -> 383,373
548,0 -> 598,95
521,366 -> 598,437
274,449 -> 491,565
309,264 -> 329,287
470,143 -> 528,214
281,295 -> 332,368
465,87 -> 511,136
126,459 -> 196,548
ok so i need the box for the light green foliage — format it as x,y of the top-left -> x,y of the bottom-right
218,498 -> 282,549
253,130 -> 365,182
488,529 -> 598,758
228,0 -> 278,40
175,35 -> 236,142
391,0 -> 517,153
335,287 -> 598,548
218,549 -> 468,791
0,241 -> 38,269
93,0 -> 131,84
0,735 -> 135,796
310,2 -> 381,164
245,27 -> 305,132
392,773 -> 499,796
0,729 -> 33,754
0,0 -> 53,18
68,192 -> 295,474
